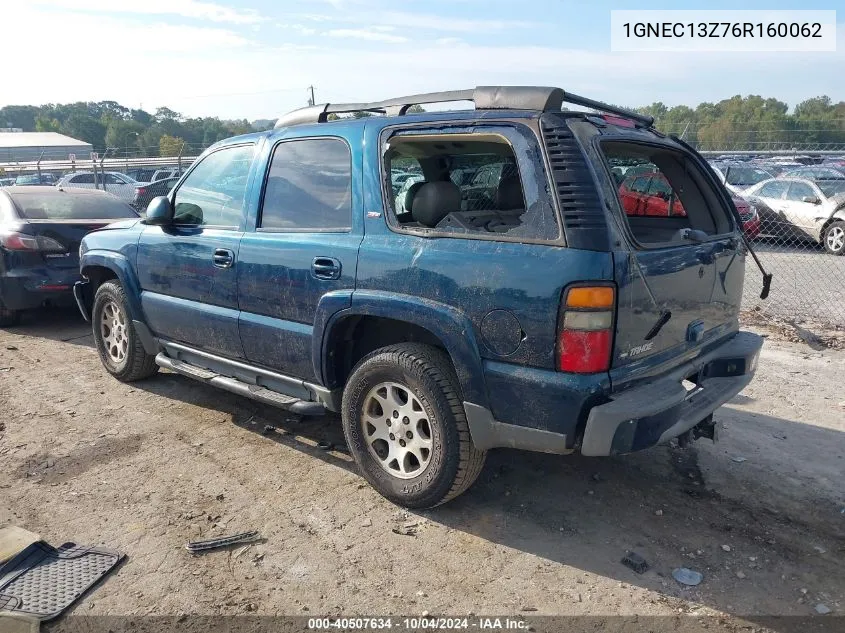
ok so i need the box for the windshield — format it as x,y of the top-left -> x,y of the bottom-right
722,166 -> 772,187
819,181 -> 845,198
10,192 -> 139,220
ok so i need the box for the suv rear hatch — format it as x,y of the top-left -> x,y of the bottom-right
563,119 -> 744,389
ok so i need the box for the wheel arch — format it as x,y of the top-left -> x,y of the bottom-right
81,251 -> 145,322
316,290 -> 489,409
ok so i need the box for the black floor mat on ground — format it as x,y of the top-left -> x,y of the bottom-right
0,541 -> 123,620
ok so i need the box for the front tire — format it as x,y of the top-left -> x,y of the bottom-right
823,220 -> 845,255
92,280 -> 158,382
341,343 -> 486,509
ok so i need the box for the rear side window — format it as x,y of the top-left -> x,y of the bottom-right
603,142 -> 733,246
382,128 -> 558,240
70,174 -> 95,184
10,192 -> 138,220
260,138 -> 352,231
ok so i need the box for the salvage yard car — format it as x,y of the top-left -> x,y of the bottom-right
0,186 -> 138,326
74,86 -> 764,508
743,177 -> 845,254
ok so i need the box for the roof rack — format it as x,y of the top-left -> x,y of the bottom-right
274,86 -> 654,129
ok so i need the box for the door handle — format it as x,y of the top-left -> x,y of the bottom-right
312,256 -> 341,280
213,248 -> 235,268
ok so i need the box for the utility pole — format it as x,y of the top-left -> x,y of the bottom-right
307,85 -> 315,107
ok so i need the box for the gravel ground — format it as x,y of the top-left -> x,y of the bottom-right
0,308 -> 843,629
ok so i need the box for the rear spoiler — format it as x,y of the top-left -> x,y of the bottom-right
671,135 -> 773,300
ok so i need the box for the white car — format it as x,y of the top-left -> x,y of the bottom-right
744,177 -> 845,255
710,164 -> 773,195
57,171 -> 148,204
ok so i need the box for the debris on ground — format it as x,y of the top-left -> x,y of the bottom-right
812,546 -> 826,554
654,509 -> 663,516
360,518 -> 372,527
0,541 -> 123,621
317,440 -> 333,451
392,523 -> 418,537
6,345 -> 18,350
731,457 -> 747,463
262,425 -> 275,436
672,567 -> 703,586
185,530 -> 260,553
621,551 -> 650,574
721,544 -> 731,552
736,571 -> 746,579
815,604 -> 832,615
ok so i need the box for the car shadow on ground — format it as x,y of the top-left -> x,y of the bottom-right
2,305 -> 93,347
136,368 -> 844,628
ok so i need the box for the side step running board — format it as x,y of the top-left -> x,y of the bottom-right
155,353 -> 326,416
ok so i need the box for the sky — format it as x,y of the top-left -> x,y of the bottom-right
1,0 -> 842,121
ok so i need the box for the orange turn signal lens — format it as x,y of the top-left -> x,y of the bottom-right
566,286 -> 615,309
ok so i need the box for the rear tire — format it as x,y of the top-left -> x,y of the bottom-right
341,343 -> 486,509
92,281 -> 158,382
0,305 -> 20,328
823,220 -> 845,255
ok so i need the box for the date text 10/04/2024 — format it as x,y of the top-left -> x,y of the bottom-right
307,617 -> 531,630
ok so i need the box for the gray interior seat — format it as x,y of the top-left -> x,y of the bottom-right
412,181 -> 462,227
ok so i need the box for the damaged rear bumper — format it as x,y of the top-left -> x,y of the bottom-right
581,330 -> 763,456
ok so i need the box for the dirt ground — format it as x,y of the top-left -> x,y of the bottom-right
0,308 -> 843,629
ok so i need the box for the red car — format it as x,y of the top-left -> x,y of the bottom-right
618,172 -> 686,217
618,173 -> 760,239
732,196 -> 761,240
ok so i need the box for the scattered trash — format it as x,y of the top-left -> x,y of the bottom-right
520,606 -> 537,612
392,523 -> 418,537
621,551 -> 650,574
736,571 -> 746,579
721,544 -> 731,552
672,567 -> 703,586
6,345 -> 18,350
815,604 -> 832,615
317,439 -> 333,451
0,541 -> 123,621
731,456 -> 747,463
185,530 -> 260,553
813,546 -> 827,554
416,591 -> 427,598
361,518 -> 372,527
772,433 -> 787,440
262,425 -> 275,436
591,473 -> 602,482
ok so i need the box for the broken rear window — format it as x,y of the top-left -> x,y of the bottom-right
382,126 -> 559,241
603,142 -> 733,246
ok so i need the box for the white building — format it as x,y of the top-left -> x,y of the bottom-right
0,132 -> 93,162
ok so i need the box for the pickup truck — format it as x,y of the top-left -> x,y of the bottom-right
74,86 -> 763,508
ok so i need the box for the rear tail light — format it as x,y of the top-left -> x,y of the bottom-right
135,187 -> 146,196
557,285 -> 615,373
0,231 -> 67,253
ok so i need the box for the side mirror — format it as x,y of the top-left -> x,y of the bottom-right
145,196 -> 173,225
802,195 -> 821,204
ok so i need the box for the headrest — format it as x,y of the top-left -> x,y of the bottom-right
495,175 -> 524,211
411,181 -> 462,227
403,181 -> 426,214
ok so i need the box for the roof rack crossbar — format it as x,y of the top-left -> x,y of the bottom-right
562,92 -> 654,127
274,86 -> 654,128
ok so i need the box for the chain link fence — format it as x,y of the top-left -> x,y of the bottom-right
1,140 -> 844,328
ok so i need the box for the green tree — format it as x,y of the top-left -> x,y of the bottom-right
34,116 -> 61,132
61,113 -> 106,148
159,134 -> 185,157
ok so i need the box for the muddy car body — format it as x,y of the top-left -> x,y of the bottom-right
74,86 -> 763,507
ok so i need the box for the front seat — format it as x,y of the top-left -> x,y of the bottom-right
411,181 -> 462,227
495,175 -> 525,211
